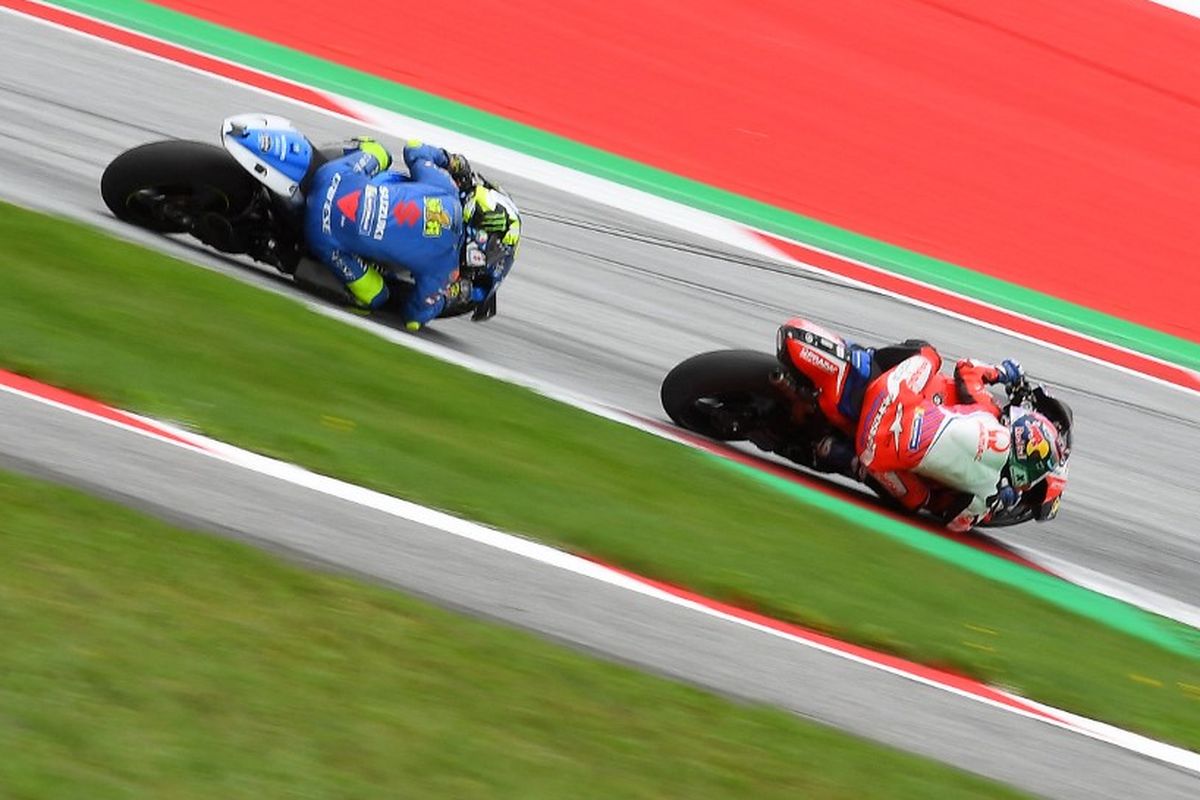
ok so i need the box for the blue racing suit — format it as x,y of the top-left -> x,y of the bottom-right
303,141 -> 464,326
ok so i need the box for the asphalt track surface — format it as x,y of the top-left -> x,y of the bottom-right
1,13 -> 1198,798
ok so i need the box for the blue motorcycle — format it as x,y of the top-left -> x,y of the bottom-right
100,113 -> 507,322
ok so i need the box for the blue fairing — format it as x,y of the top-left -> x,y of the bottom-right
228,125 -> 313,183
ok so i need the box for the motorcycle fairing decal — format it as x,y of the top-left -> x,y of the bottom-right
798,346 -> 838,375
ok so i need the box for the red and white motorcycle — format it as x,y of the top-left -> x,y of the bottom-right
660,317 -> 1073,527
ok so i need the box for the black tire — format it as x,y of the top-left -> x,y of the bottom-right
977,507 -> 1035,528
438,301 -> 477,320
660,350 -> 782,441
100,140 -> 259,232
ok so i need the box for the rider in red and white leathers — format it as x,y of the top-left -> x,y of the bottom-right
853,355 -> 1057,531
772,318 -> 1062,530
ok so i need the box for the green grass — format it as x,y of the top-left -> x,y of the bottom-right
0,470 -> 1030,799
0,201 -> 1197,750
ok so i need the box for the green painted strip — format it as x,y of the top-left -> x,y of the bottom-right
714,458 -> 1200,659
51,0 -> 1200,370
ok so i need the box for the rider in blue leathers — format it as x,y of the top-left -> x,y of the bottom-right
303,137 -> 518,330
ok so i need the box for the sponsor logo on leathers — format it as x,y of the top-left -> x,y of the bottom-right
321,172 -> 342,235
358,185 -> 377,235
394,200 -> 421,227
373,186 -> 391,241
423,197 -> 451,237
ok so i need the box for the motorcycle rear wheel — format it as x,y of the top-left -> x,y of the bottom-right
100,140 -> 260,233
660,350 -> 784,441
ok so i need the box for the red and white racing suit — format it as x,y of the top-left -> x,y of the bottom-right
854,356 -> 1012,532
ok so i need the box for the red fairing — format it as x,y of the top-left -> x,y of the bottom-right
778,317 -> 857,434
